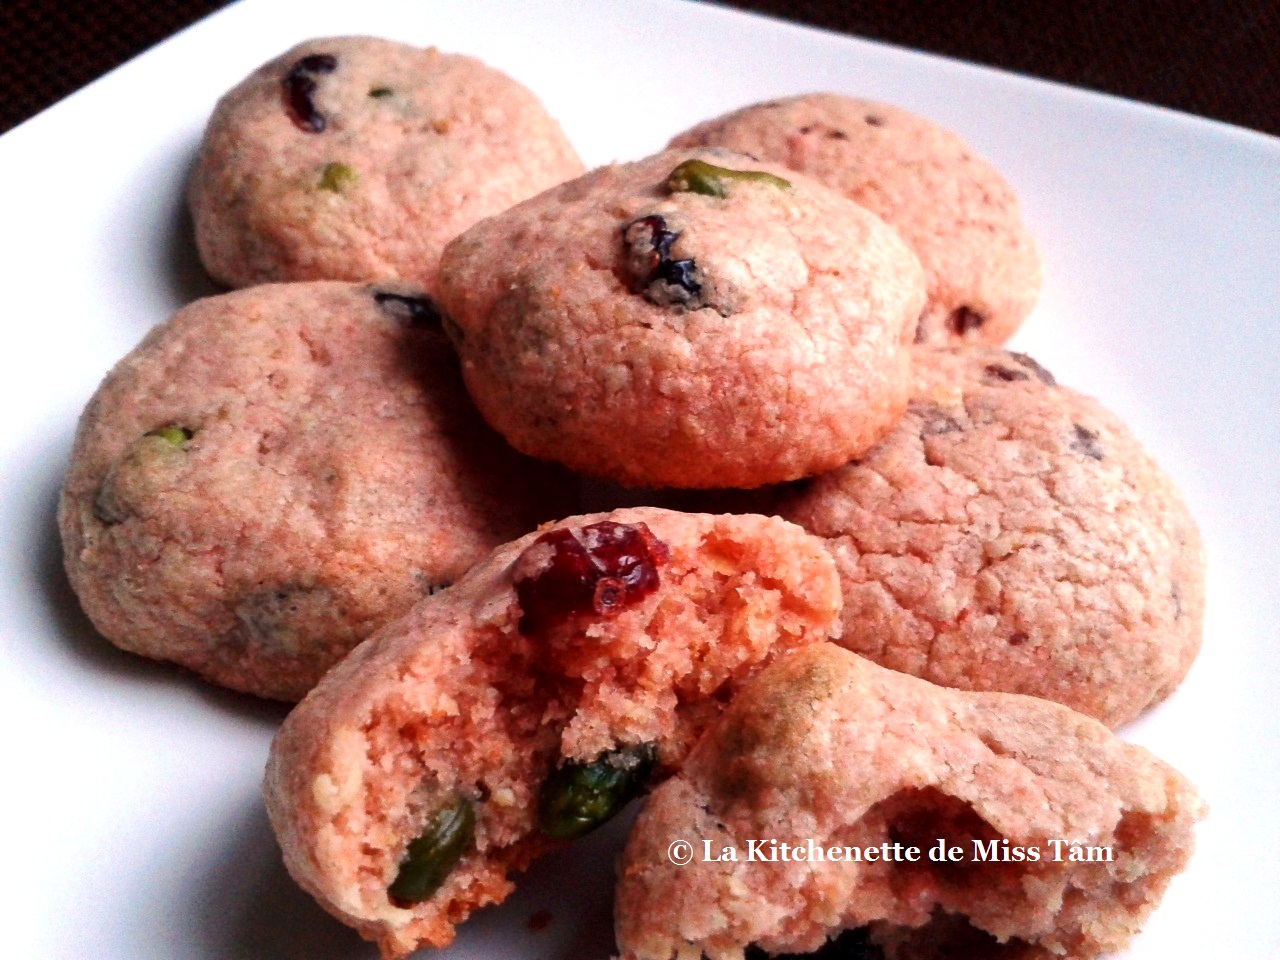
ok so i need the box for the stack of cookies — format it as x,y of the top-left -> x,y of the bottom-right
58,36 -> 1206,960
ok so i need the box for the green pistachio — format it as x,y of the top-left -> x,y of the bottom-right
319,161 -> 357,193
144,426 -> 193,446
538,743 -> 656,841
665,158 -> 792,198
369,87 -> 395,99
387,796 -> 475,906
94,427 -> 194,524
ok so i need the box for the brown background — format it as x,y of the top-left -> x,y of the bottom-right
1,0 -> 1277,138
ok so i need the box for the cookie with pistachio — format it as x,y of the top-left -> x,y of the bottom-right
263,507 -> 842,957
436,149 -> 926,489
188,36 -> 584,292
670,94 -> 1042,346
616,643 -> 1204,960
775,347 -> 1205,728
58,281 -> 571,701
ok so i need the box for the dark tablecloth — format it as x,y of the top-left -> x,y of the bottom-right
2,0 -> 1276,137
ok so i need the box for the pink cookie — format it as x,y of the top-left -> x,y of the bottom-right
617,644 -> 1204,960
189,36 -> 584,293
59,281 -> 571,700
776,347 -> 1205,728
264,507 -> 842,956
437,149 -> 926,489
671,94 -> 1042,345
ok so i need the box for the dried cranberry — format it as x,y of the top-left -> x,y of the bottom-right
983,354 -> 1056,386
623,214 -> 703,309
911,402 -> 963,436
983,363 -> 1029,383
1070,423 -> 1104,460
296,53 -> 338,72
653,257 -> 701,296
283,53 -> 337,133
798,123 -> 849,140
947,305 -> 986,335
631,214 -> 678,261
374,290 -> 442,326
515,521 -> 669,637
1005,351 -> 1057,385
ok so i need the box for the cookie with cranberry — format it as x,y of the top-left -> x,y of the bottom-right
670,94 -> 1042,345
58,281 -> 572,701
263,507 -> 842,957
616,643 -> 1204,960
188,36 -> 584,293
436,149 -> 926,489
775,347 -> 1204,728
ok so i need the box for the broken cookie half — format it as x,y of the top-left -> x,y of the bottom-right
264,507 -> 841,958
616,644 -> 1204,960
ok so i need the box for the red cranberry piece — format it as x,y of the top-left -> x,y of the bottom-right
515,521 -> 669,637
283,53 -> 337,133
910,401 -> 963,437
627,214 -> 678,262
798,123 -> 849,140
517,528 -> 595,633
1070,423 -> 1105,460
1005,352 -> 1057,385
947,305 -> 987,335
623,215 -> 703,309
983,363 -> 1030,383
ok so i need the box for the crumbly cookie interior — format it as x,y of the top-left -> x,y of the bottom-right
615,644 -> 1203,960
265,510 -> 840,957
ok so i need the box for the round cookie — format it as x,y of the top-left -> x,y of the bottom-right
436,148 -> 926,489
775,347 -> 1204,728
264,507 -> 842,957
669,94 -> 1042,345
616,643 -> 1204,960
58,281 -> 573,701
188,36 -> 584,293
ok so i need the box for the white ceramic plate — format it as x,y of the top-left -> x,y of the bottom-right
1,0 -> 1276,956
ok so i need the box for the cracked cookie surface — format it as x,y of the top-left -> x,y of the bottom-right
616,644 -> 1204,960
776,347 -> 1204,727
189,36 -> 584,293
669,94 -> 1042,346
436,148 -> 926,489
58,281 -> 571,700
